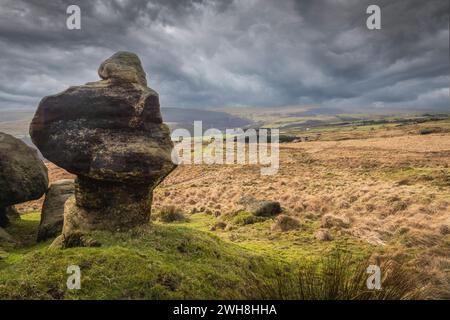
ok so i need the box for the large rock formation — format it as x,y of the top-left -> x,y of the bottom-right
30,52 -> 176,235
0,132 -> 48,227
37,179 -> 75,242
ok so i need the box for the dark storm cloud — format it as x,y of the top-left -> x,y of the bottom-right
0,0 -> 448,111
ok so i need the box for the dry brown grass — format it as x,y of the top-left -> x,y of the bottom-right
241,249 -> 432,300
20,127 -> 449,297
154,133 -> 449,246
151,131 -> 449,296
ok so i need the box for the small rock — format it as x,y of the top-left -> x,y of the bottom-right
98,51 -> 147,86
238,196 -> 282,217
271,214 -> 300,232
37,179 -> 75,242
314,229 -> 333,241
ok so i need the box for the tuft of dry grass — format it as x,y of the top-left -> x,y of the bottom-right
242,249 -> 431,300
156,206 -> 187,223
271,214 -> 301,232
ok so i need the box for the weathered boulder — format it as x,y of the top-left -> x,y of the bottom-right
238,196 -> 282,217
0,132 -> 48,227
37,179 -> 75,242
30,52 -> 176,234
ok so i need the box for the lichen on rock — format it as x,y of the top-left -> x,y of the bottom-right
0,132 -> 48,227
30,51 -> 176,237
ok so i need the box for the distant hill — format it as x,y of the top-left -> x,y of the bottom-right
286,107 -> 344,117
211,105 -> 345,123
0,107 -> 254,145
162,108 -> 253,133
0,109 -> 34,123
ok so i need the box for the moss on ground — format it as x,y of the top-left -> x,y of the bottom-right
0,211 -> 373,299
175,213 -> 372,263
0,213 -> 282,299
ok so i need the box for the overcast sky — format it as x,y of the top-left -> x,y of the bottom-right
0,0 -> 448,112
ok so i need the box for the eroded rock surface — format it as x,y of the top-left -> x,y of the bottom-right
0,132 -> 48,227
30,52 -> 175,234
37,179 -> 74,242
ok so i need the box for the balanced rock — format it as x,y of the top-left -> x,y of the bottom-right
0,132 -> 48,227
30,52 -> 176,234
37,179 -> 75,242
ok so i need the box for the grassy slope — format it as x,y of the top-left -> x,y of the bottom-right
176,213 -> 371,263
284,118 -> 450,141
0,213 -> 275,299
0,212 -> 372,299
